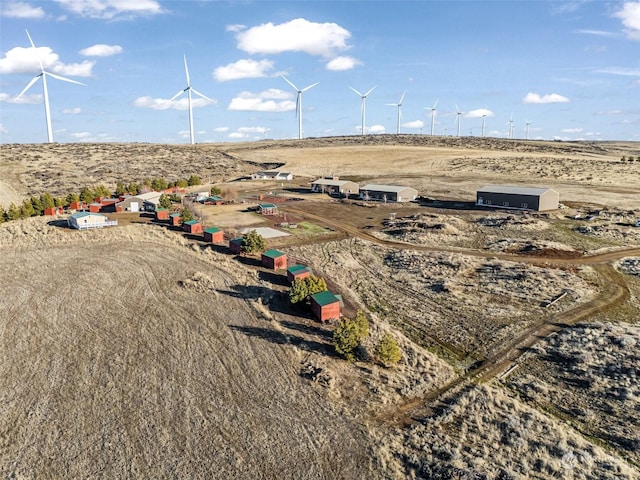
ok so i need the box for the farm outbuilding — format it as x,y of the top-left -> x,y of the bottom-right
287,265 -> 313,284
44,206 -> 63,216
68,212 -> 117,230
252,171 -> 293,181
68,201 -> 86,210
204,227 -> 224,243
476,185 -> 559,211
229,237 -> 243,254
261,249 -> 287,270
169,213 -> 182,226
359,184 -> 418,203
257,203 -> 278,216
183,220 -> 203,234
310,291 -> 341,322
310,178 -> 359,196
155,208 -> 170,221
116,191 -> 163,213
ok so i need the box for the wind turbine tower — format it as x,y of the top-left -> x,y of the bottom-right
281,75 -> 319,140
455,105 -> 464,137
427,99 -> 438,136
349,85 -> 375,135
481,113 -> 487,138
386,91 -> 406,135
525,120 -> 531,140
170,55 -> 215,145
507,114 -> 515,139
16,29 -> 86,143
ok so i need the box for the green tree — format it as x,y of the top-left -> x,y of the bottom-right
115,182 -> 128,196
30,196 -> 44,216
210,185 -> 222,196
353,310 -> 370,339
151,178 -> 168,191
127,183 -> 140,195
241,229 -> 266,254
375,333 -> 402,366
158,194 -> 172,209
54,197 -> 65,208
6,203 -> 21,221
333,317 -> 363,361
0,205 -> 5,223
176,178 -> 189,188
143,178 -> 152,189
290,275 -> 329,304
181,207 -> 194,223
40,192 -> 55,209
94,184 -> 111,198
79,186 -> 94,204
21,199 -> 35,218
188,175 -> 201,186
65,192 -> 80,205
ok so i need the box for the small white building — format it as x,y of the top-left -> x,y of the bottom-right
68,212 -> 117,230
116,191 -> 163,212
310,178 -> 359,196
359,184 -> 418,202
252,171 -> 293,181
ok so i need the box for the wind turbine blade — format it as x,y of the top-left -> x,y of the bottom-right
46,71 -> 86,86
301,82 -> 319,93
456,104 -> 460,114
280,74 -> 298,91
25,29 -> 36,48
183,55 -> 191,86
385,103 -> 397,106
399,91 -> 406,105
191,88 -> 216,104
364,86 -> 376,97
349,85 -> 363,96
433,99 -> 439,110
16,75 -> 41,98
170,89 -> 186,101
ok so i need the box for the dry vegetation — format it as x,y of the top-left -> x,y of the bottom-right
1,136 -> 639,479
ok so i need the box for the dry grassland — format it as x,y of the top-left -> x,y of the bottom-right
1,137 -> 639,479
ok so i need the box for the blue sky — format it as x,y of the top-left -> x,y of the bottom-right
1,0 -> 639,144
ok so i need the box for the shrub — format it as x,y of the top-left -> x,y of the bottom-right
5,203 -> 21,221
94,184 -> 111,198
188,175 -> 201,186
21,199 -> 35,218
210,186 -> 222,196
40,192 -> 55,209
158,194 -> 172,209
181,207 -> 194,223
333,318 -> 362,361
79,187 -> 94,204
127,183 -> 140,195
115,182 -> 127,196
289,275 -> 328,304
176,178 -> 189,188
375,333 -> 402,366
151,178 -> 168,191
241,229 -> 266,254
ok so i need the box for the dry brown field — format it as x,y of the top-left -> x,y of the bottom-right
1,136 -> 639,479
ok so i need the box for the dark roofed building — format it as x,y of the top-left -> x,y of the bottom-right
476,185 -> 559,211
287,264 -> 313,284
310,291 -> 341,322
261,249 -> 287,269
204,227 -> 224,243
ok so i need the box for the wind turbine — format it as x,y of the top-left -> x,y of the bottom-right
170,55 -> 215,145
481,112 -> 488,138
349,85 -> 375,135
16,29 -> 86,143
525,119 -> 531,140
386,91 -> 406,135
455,104 -> 464,137
507,114 -> 515,139
281,74 -> 319,140
427,99 -> 438,136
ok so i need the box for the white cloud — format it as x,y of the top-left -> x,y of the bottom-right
614,2 -> 640,40
522,92 -> 570,104
229,132 -> 246,139
62,107 -> 81,114
1,1 -> 45,18
228,89 -> 295,112
401,120 -> 425,129
0,92 -> 42,104
70,131 -> 92,139
595,67 -> 640,76
79,44 -> 123,57
226,24 -> 246,33
214,58 -> 274,82
234,18 -> 351,58
561,128 -> 583,133
574,29 -> 617,37
54,0 -> 164,19
237,126 -> 269,134
214,126 -> 229,132
466,108 -> 494,118
133,96 -> 214,111
368,125 -> 386,134
326,56 -> 362,71
0,124 -> 7,133
0,45 -> 94,77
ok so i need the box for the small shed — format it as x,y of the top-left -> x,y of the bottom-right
359,184 -> 418,203
310,291 -> 341,322
257,203 -> 278,216
44,206 -> 63,216
89,203 -> 103,213
261,249 -> 287,269
183,220 -> 203,234
155,208 -> 170,221
169,213 -> 182,226
476,185 -> 559,211
229,237 -> 243,254
287,265 -> 313,284
68,201 -> 86,210
204,227 -> 224,243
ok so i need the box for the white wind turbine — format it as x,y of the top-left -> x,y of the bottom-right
16,29 -> 86,143
386,91 -> 406,135
507,114 -> 515,139
481,112 -> 488,138
455,104 -> 464,137
170,55 -> 215,145
281,74 -> 319,140
349,85 -> 376,135
427,99 -> 438,136
525,119 -> 531,140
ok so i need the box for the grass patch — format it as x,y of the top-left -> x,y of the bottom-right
286,221 -> 331,235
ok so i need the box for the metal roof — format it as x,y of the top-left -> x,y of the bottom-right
258,203 -> 277,209
184,220 -> 200,225
310,290 -> 340,307
263,249 -> 286,258
204,227 -> 222,233
478,185 -> 555,196
311,178 -> 357,187
287,264 -> 309,274
360,184 -> 417,193
70,211 -> 104,219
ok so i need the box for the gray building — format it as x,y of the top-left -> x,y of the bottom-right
116,191 -> 162,212
476,185 -> 559,211
359,184 -> 418,203
310,178 -> 359,196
